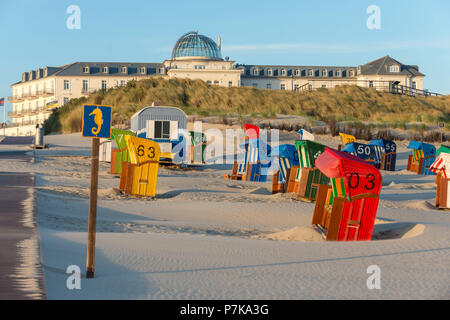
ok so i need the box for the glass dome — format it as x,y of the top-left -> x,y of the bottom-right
171,31 -> 222,60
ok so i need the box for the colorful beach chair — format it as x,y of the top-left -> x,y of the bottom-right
406,141 -> 436,175
430,153 -> 450,209
272,144 -> 299,193
291,140 -> 330,200
312,148 -> 382,241
369,139 -> 397,171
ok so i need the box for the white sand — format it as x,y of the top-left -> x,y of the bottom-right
1,131 -> 449,299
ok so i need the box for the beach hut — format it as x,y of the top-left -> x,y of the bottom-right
369,139 -> 397,171
406,141 -> 436,175
292,140 -> 330,200
312,148 -> 382,241
272,144 -> 299,193
430,153 -> 450,209
110,129 -> 135,174
188,131 -> 207,164
341,142 -> 381,167
130,106 -> 187,162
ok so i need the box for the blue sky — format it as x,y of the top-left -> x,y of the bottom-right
1,0 -> 449,122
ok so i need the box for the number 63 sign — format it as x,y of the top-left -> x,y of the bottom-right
125,135 -> 161,165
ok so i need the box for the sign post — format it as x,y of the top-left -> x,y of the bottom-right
82,97 -> 112,278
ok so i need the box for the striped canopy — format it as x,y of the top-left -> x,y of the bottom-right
430,153 -> 450,178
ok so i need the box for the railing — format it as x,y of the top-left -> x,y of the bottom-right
8,89 -> 55,102
294,80 -> 441,97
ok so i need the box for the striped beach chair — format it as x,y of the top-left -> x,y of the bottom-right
292,140 -> 330,200
430,153 -> 450,209
407,141 -> 436,175
271,144 -> 299,193
369,139 -> 397,171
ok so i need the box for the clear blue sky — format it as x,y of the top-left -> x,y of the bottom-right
1,0 -> 449,122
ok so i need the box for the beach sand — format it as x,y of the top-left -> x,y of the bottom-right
1,130 -> 448,299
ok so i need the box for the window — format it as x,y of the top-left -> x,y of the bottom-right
266,83 -> 272,89
63,97 -> 69,105
82,66 -> 89,73
102,67 -> 108,73
295,69 -> 300,76
294,84 -> 299,91
369,81 -> 374,88
121,66 -> 127,73
206,80 -> 212,85
348,70 -> 354,77
267,69 -> 272,76
389,65 -> 400,72
308,69 -> 313,77
280,69 -> 286,76
159,68 -> 164,74
322,70 -> 327,77
120,80 -> 126,87
194,65 -> 205,70
82,80 -> 88,92
322,84 -> 327,88
335,70 -> 341,77
412,81 -> 417,89
102,80 -> 107,89
228,81 -> 233,87
280,84 -> 286,90
154,121 -> 170,139
252,68 -> 259,76
64,80 -> 70,90
139,67 -> 146,74
213,80 -> 219,85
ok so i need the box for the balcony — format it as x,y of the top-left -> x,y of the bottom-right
39,88 -> 55,96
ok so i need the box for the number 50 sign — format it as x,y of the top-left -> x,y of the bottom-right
125,135 -> 161,165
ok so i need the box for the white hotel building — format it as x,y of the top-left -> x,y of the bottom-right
6,31 -> 428,136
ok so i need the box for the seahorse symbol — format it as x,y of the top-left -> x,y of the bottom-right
89,108 -> 103,135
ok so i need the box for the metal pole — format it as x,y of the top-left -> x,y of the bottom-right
86,96 -> 102,278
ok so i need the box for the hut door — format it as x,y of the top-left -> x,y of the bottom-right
170,121 -> 178,140
146,120 -> 155,139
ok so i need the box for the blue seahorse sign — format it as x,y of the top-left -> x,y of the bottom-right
82,105 -> 112,139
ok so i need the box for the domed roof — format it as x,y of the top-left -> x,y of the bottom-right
171,31 -> 222,61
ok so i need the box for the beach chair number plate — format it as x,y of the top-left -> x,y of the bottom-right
348,172 -> 376,190
137,145 -> 157,159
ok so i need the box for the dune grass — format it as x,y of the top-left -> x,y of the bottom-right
44,76 -> 450,134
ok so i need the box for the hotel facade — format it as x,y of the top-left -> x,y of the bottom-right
7,31 -> 427,136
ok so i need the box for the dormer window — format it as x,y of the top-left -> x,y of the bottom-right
348,70 -> 354,77
102,66 -> 109,74
335,70 -> 341,77
82,66 -> 90,73
280,69 -> 286,76
252,68 -> 259,76
266,69 -> 272,76
389,65 -> 400,72
121,66 -> 128,74
308,69 -> 313,77
321,69 -> 327,77
139,67 -> 146,74
294,69 -> 300,76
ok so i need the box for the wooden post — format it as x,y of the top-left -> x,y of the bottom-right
86,96 -> 102,278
